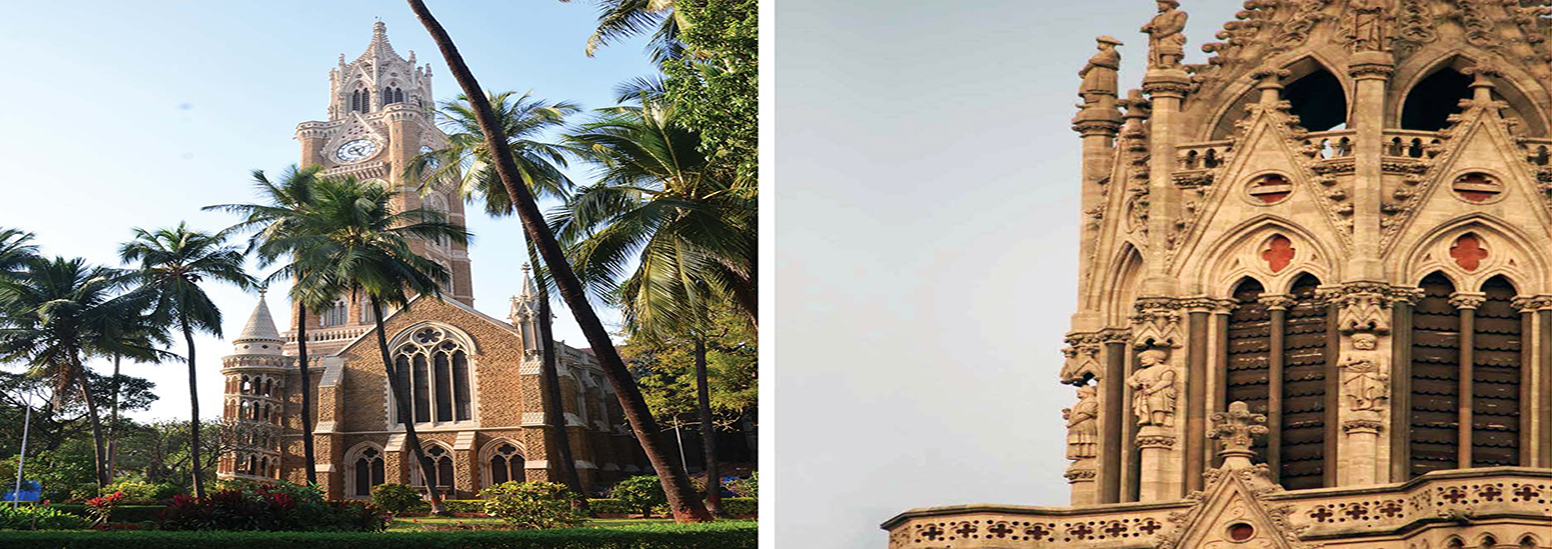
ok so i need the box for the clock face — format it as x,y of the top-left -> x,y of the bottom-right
420,145 -> 439,169
336,139 -> 379,163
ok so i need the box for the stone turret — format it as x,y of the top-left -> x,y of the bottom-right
218,293 -> 290,481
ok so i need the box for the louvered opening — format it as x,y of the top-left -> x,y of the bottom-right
1410,272 -> 1460,477
1226,278 -> 1271,460
1472,276 -> 1521,467
1280,274 -> 1328,490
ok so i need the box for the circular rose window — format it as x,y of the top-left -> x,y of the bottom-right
1451,172 -> 1504,204
1227,522 -> 1256,542
1246,174 -> 1294,205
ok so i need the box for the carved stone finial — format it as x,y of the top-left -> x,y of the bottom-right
1209,401 -> 1267,468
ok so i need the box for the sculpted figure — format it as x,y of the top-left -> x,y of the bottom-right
1341,334 -> 1389,411
1128,349 -> 1177,427
1064,385 -> 1100,460
1078,37 -> 1123,106
1141,0 -> 1188,69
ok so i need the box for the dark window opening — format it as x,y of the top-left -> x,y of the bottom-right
1402,68 -> 1473,132
1285,69 -> 1347,132
1409,272 -> 1460,477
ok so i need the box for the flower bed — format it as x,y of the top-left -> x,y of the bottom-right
0,520 -> 758,548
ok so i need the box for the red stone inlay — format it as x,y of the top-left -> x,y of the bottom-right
1452,173 -> 1501,203
1228,523 -> 1256,541
1248,174 -> 1293,204
1262,235 -> 1295,273
1450,234 -> 1489,272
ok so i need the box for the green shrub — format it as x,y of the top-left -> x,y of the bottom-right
440,499 -> 486,514
102,481 -> 159,504
609,476 -> 666,517
0,504 -> 89,530
369,483 -> 425,515
479,481 -> 585,529
0,521 -> 757,547
720,498 -> 757,516
159,481 -> 389,532
584,498 -> 636,516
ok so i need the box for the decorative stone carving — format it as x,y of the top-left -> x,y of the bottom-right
1449,292 -> 1487,310
1079,36 -> 1123,107
1338,0 -> 1392,52
1132,298 -> 1184,349
1340,334 -> 1389,412
1060,334 -> 1105,384
1065,385 -> 1100,461
1273,0 -> 1332,53
1396,0 -> 1439,51
1141,0 -> 1188,70
1129,349 -> 1178,428
1318,283 -> 1395,335
1209,401 -> 1268,465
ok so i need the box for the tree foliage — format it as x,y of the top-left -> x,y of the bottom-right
622,303 -> 755,423
661,0 -> 757,182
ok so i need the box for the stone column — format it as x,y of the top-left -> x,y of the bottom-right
1346,51 -> 1394,281
1100,333 -> 1129,503
1389,289 -> 1420,480
1183,301 -> 1212,493
1451,292 -> 1486,468
1136,426 -> 1178,502
1540,300 -> 1552,468
1140,68 -> 1190,296
1260,295 -> 1296,482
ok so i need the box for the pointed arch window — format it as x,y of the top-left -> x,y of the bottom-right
1471,276 -> 1521,466
1285,68 -> 1347,132
392,326 -> 474,424
1278,274 -> 1330,490
320,299 -> 349,327
1409,272 -> 1461,476
1225,278 -> 1273,461
1401,67 -> 1472,132
485,442 -> 525,486
411,444 -> 456,497
350,446 -> 386,497
383,86 -> 405,106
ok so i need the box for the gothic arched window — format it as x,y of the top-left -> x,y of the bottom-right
392,326 -> 474,424
349,446 -> 386,497
1409,272 -> 1460,477
485,442 -> 525,486
1401,67 -> 1472,132
1471,275 -> 1521,467
384,86 -> 405,106
1225,278 -> 1272,463
320,299 -> 349,327
411,444 -> 456,496
1278,274 -> 1330,490
1284,68 -> 1347,132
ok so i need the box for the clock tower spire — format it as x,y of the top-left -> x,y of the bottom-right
288,21 -> 474,355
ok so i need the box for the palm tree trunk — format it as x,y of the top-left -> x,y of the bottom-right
296,303 -> 318,486
527,246 -> 588,511
182,314 -> 205,498
694,337 -> 722,516
108,354 -> 121,481
407,0 -> 712,522
73,361 -> 110,488
369,295 -> 445,515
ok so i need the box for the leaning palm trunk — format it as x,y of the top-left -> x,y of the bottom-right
529,246 -> 589,511
408,0 -> 712,522
694,337 -> 722,516
296,303 -> 318,486
369,296 -> 445,514
181,314 -> 206,497
73,361 -> 110,487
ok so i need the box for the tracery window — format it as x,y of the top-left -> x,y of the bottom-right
392,326 -> 473,424
485,442 -> 525,486
383,86 -> 405,105
411,444 -> 456,495
349,446 -> 386,497
1410,272 -> 1461,477
320,299 -> 349,327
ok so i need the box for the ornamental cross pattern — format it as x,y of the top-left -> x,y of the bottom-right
1450,234 -> 1489,271
1311,506 -> 1335,522
1026,524 -> 1052,539
1379,501 -> 1403,518
1344,504 -> 1369,520
1070,523 -> 1095,539
954,522 -> 978,538
921,524 -> 944,540
1104,521 -> 1129,537
988,523 -> 1014,537
1513,485 -> 1540,501
1443,488 -> 1469,504
1478,485 -> 1502,501
1262,235 -> 1296,273
1138,519 -> 1163,535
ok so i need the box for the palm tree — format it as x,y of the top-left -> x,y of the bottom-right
292,175 -> 469,514
409,91 -> 592,509
0,228 -> 38,277
0,257 -> 142,487
408,0 -> 712,522
119,223 -> 255,497
556,100 -> 756,328
204,165 -> 330,486
93,314 -> 174,479
566,0 -> 685,61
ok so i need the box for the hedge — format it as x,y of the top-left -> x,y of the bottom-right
585,498 -> 756,518
0,521 -> 757,548
49,505 -> 166,524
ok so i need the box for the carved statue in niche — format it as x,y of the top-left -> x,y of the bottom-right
1128,349 -> 1178,427
1064,385 -> 1100,461
1342,0 -> 1391,52
1079,36 -> 1123,107
1341,333 -> 1389,412
1141,0 -> 1188,70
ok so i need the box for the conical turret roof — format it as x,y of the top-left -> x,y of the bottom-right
233,294 -> 284,355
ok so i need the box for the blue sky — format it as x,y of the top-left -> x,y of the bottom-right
0,0 -> 658,421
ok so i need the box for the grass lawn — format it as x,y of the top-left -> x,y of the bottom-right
387,516 -> 679,531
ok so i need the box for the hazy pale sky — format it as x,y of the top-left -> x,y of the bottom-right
0,1 -> 656,421
773,1 -> 1244,547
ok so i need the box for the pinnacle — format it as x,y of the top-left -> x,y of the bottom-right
235,296 -> 284,346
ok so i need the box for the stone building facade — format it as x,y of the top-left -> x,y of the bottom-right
215,23 -> 647,500
885,1 -> 1552,547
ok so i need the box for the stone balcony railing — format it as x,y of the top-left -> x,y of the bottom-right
285,326 -> 371,344
881,468 -> 1551,548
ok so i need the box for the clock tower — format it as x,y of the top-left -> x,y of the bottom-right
290,22 -> 474,354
